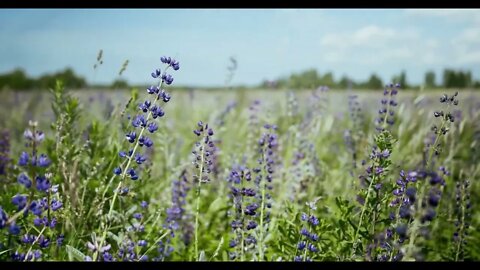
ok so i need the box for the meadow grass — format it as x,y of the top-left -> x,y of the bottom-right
0,80 -> 479,261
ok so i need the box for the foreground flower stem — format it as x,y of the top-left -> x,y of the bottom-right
389,191 -> 407,260
194,135 -> 206,261
137,231 -> 169,262
94,68 -> 169,261
24,226 -> 47,261
302,209 -> 312,261
351,171 -> 377,259
405,104 -> 449,260
455,191 -> 465,262
258,146 -> 267,261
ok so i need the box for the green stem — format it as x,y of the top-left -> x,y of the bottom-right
137,231 -> 169,262
194,136 -> 205,261
258,145 -> 266,261
239,177 -> 246,261
405,106 -> 450,260
455,185 -> 465,261
302,209 -> 312,262
388,192 -> 407,261
94,67 -> 170,261
24,226 -> 47,261
351,169 -> 377,258
382,94 -> 392,130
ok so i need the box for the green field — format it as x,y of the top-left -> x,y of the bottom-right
0,85 -> 479,261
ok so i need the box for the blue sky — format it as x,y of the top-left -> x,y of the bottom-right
0,9 -> 479,87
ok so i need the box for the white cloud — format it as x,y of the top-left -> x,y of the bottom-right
451,27 -> 480,65
403,10 -> 480,66
353,25 -> 396,44
319,25 -> 423,64
320,25 -> 419,49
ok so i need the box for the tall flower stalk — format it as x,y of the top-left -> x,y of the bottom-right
0,121 -> 63,261
255,124 -> 278,261
351,83 -> 399,259
93,56 -> 179,261
0,130 -> 10,177
227,166 -> 256,261
192,121 -> 216,261
403,92 -> 459,260
453,179 -> 471,261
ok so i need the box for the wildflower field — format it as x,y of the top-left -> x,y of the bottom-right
0,58 -> 479,262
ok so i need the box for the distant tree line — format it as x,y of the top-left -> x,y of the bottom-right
0,68 -> 130,90
1,67 -> 479,91
0,68 -> 88,90
260,69 -> 480,90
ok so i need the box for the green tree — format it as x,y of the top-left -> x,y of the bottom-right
366,73 -> 384,90
443,69 -> 472,88
111,79 -> 129,89
319,72 -> 335,88
392,70 -> 409,89
424,71 -> 436,88
0,68 -> 34,89
338,75 -> 353,89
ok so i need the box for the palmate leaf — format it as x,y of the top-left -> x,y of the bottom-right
66,245 -> 87,261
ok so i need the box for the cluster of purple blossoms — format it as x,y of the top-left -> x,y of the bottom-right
343,129 -> 356,175
16,231 -> 63,261
116,238 -> 149,262
0,207 -> 8,229
287,91 -> 300,120
85,241 -> 114,262
246,100 -> 262,154
0,130 -> 10,176
155,170 -> 192,261
0,124 -> 64,261
453,179 -> 471,260
254,124 -> 278,224
117,239 -> 138,262
343,94 -> 363,174
357,146 -> 391,192
10,182 -> 64,261
216,101 -> 237,128
208,139 -> 222,180
421,92 -> 460,168
227,166 -> 257,260
288,150 -> 307,202
367,170 -> 419,261
192,121 -> 216,261
252,124 -> 279,259
287,138 -> 318,203
248,100 -> 262,127
417,168 -> 447,224
160,56 -> 180,71
303,86 -> 329,128
114,202 -> 150,262
431,92 -> 460,137
294,202 -> 320,262
114,56 -> 179,186
192,121 -> 216,183
382,167 -> 447,261
348,94 -> 363,129
376,83 -> 400,131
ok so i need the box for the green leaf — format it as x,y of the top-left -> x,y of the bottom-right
66,245 -> 87,261
0,249 -> 12,256
207,197 -> 226,214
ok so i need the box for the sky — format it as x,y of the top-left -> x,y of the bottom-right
0,9 -> 479,87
